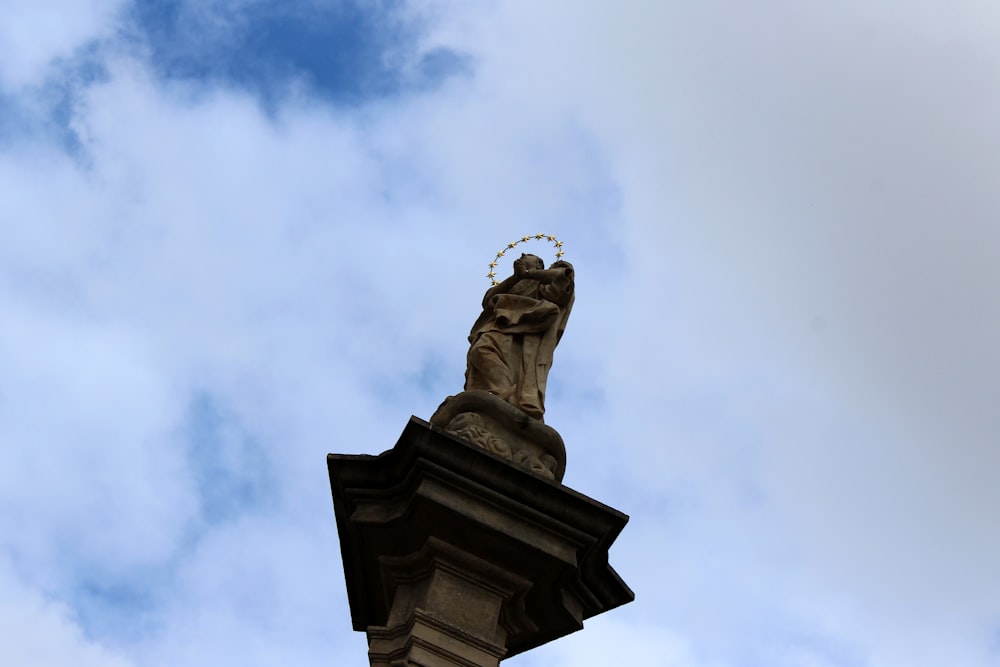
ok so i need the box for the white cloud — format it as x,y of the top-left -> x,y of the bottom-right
0,0 -> 124,90
127,514 -> 361,667
513,616 -> 708,667
0,560 -> 132,667
438,2 -> 1000,665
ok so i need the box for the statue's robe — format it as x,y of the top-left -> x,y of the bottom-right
464,264 -> 574,420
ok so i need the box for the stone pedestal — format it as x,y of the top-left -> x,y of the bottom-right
430,390 -> 567,482
328,417 -> 633,666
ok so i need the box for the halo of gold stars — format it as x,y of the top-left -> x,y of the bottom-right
487,234 -> 565,285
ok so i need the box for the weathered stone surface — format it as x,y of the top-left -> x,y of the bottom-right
430,390 -> 566,482
464,254 -> 574,421
328,418 -> 633,664
367,538 -> 531,666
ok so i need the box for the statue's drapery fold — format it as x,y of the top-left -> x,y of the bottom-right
464,255 -> 574,421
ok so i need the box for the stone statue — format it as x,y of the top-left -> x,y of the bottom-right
431,252 -> 574,482
464,253 -> 575,420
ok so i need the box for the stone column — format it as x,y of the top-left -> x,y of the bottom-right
328,417 -> 633,666
367,539 -> 532,666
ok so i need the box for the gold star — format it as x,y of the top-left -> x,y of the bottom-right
521,236 -> 531,242
489,261 -> 497,268
535,233 -> 545,239
554,241 -> 564,248
498,249 -> 506,256
507,242 -> 516,249
556,251 -> 564,257
546,235 -> 555,241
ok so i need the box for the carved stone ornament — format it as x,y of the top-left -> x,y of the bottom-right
430,390 -> 566,482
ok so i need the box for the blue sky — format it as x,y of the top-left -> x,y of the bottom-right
2,2 -> 1000,666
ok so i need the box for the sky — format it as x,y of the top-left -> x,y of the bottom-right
1,1 -> 999,666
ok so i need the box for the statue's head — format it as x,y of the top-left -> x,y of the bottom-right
514,253 -> 544,273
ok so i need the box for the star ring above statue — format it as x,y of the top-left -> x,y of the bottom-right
487,233 -> 565,285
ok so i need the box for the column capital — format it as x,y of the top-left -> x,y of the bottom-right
328,417 -> 633,664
